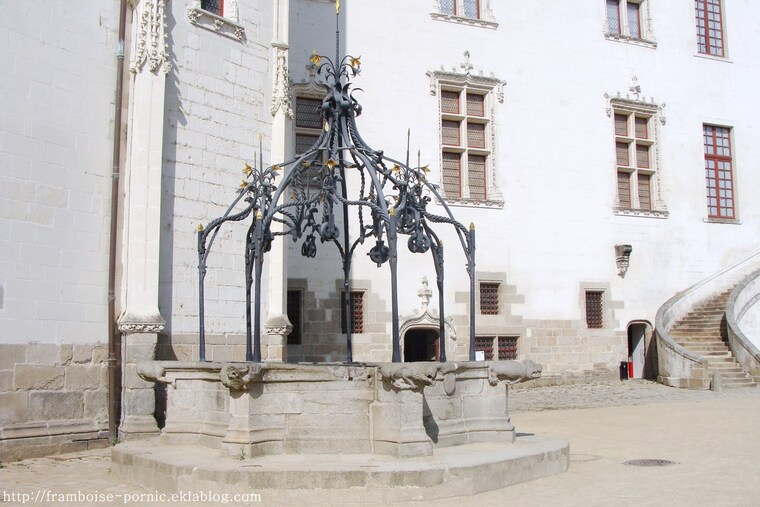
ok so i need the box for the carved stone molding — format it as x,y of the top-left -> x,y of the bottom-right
427,52 -> 506,104
487,360 -> 542,386
187,3 -> 245,41
130,0 -> 171,74
117,322 -> 165,333
270,45 -> 294,118
615,244 -> 633,278
117,312 -> 166,334
604,76 -> 666,125
399,278 -> 458,349
265,312 -> 293,336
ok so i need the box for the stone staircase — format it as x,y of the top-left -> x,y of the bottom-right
668,290 -> 757,388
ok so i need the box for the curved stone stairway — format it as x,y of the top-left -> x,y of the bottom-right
668,290 -> 757,388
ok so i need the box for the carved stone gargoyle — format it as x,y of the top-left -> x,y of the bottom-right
488,360 -> 542,386
220,363 -> 264,391
379,363 -> 438,391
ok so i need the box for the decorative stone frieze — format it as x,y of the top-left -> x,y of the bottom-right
116,320 -> 165,334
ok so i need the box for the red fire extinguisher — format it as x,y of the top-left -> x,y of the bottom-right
627,356 -> 634,379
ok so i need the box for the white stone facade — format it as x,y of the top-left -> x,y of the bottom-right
1,0 -> 759,457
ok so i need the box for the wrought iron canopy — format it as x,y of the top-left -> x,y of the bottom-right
198,11 -> 477,363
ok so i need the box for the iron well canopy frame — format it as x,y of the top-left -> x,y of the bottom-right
197,17 -> 477,363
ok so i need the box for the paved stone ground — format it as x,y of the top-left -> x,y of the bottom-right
1,381 -> 758,506
508,378 -> 760,412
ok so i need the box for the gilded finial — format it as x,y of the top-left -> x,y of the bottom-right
392,164 -> 400,173
256,210 -> 263,220
243,163 -> 253,176
336,0 -> 340,14
310,51 -> 321,66
389,207 -> 396,217
350,56 -> 361,68
240,180 -> 249,189
469,222 -> 475,230
197,224 -> 204,232
326,159 -> 337,171
272,164 -> 281,172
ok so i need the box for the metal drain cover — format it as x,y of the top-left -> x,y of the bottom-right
623,459 -> 678,467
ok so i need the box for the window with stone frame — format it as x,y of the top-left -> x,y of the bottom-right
475,336 -> 494,360
612,103 -> 664,215
201,0 -> 224,17
605,0 -> 655,47
695,0 -> 726,57
479,282 -> 500,315
188,0 -> 243,40
703,124 -> 736,220
286,290 -> 302,345
440,0 -> 480,18
432,0 -> 497,28
294,94 -> 327,185
295,96 -> 324,156
341,291 -> 364,334
440,88 -> 491,202
585,291 -> 604,329
497,336 -> 518,360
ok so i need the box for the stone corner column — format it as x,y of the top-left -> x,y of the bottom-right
263,317 -> 292,362
117,323 -> 164,440
116,0 -> 171,441
264,5 -> 294,364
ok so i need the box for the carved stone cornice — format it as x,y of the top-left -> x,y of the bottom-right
130,0 -> 171,74
427,51 -> 506,103
270,45 -> 293,118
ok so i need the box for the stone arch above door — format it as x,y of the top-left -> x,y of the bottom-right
399,277 -> 457,359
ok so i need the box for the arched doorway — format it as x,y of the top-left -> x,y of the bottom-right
627,321 -> 652,379
403,328 -> 439,362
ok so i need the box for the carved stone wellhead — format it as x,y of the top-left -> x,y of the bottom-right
139,359 -> 542,458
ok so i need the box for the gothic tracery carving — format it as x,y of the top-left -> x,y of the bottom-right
270,46 -> 294,118
130,0 -> 171,74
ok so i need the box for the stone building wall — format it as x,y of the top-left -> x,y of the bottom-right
158,0 -> 276,339
0,2 -> 118,459
0,343 -> 109,461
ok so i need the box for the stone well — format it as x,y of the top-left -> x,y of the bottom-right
112,360 -> 569,501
